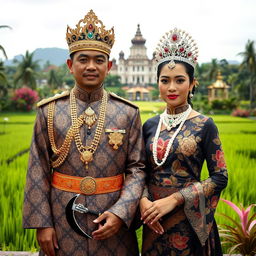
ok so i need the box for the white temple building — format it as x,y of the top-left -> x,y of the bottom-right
110,24 -> 156,100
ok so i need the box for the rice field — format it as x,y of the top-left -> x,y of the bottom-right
0,101 -> 255,252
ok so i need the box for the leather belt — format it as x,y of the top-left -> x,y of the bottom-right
52,171 -> 124,195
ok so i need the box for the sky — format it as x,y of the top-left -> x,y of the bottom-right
1,0 -> 255,64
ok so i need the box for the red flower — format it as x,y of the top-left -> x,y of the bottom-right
169,232 -> 189,250
150,138 -> 170,160
210,196 -> 218,209
215,150 -> 226,168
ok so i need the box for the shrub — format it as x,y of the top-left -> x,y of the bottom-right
12,87 -> 39,111
218,199 -> 256,256
232,109 -> 250,117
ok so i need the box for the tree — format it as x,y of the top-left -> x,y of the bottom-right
104,74 -> 122,87
14,50 -> 40,89
208,58 -> 219,81
0,25 -> 12,59
48,69 -> 61,89
238,40 -> 256,108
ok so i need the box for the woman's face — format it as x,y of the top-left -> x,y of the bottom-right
158,63 -> 193,110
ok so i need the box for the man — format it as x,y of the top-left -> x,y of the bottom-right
23,10 -> 145,256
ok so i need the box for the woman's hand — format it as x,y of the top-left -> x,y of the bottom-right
140,197 -> 164,234
141,193 -> 183,225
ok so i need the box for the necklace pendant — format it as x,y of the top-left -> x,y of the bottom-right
84,107 -> 97,129
80,150 -> 93,169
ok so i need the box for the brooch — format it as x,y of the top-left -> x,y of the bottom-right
105,128 -> 126,150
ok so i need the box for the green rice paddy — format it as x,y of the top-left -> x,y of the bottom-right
0,101 -> 255,252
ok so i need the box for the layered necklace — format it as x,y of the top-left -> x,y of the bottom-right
70,88 -> 108,169
152,104 -> 192,166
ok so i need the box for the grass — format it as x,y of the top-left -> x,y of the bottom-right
0,104 -> 255,252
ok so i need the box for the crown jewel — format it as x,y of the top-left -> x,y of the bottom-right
154,28 -> 199,69
66,10 -> 115,55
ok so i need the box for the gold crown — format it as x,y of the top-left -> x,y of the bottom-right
66,10 -> 115,56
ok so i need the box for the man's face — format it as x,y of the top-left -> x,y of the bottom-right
67,50 -> 112,91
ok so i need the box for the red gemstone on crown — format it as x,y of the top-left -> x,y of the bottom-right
188,52 -> 192,56
172,34 -> 178,41
89,24 -> 93,30
159,53 -> 162,57
194,57 -> 197,61
164,47 -> 169,52
179,47 -> 184,52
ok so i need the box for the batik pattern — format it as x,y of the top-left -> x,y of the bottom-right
23,86 -> 146,256
142,115 -> 228,256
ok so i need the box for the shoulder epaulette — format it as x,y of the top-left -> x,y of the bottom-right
37,91 -> 70,107
109,92 -> 138,109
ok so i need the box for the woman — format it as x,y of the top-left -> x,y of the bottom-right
140,28 -> 228,255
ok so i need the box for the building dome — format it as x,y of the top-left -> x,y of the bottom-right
131,24 -> 146,45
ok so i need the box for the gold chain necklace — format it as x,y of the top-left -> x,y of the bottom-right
48,101 -> 85,168
70,88 -> 108,169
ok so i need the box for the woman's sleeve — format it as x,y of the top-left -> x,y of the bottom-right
179,118 -> 228,246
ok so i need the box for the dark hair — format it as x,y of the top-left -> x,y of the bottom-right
157,60 -> 196,106
69,52 -> 75,60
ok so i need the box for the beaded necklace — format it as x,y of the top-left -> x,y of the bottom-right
152,105 -> 192,166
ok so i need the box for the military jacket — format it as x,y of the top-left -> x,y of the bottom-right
23,85 -> 146,256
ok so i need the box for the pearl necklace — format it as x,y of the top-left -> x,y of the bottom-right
162,106 -> 190,131
152,105 -> 192,166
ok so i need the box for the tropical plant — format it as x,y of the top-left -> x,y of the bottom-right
48,69 -> 61,89
14,51 -> 40,89
0,25 -> 12,59
238,40 -> 256,108
218,199 -> 256,256
12,87 -> 39,111
208,58 -> 220,81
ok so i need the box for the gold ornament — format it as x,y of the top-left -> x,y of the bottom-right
48,101 -> 85,168
80,176 -> 97,195
70,89 -> 108,169
84,107 -> 97,129
66,9 -> 115,56
108,132 -> 124,150
80,149 -> 93,169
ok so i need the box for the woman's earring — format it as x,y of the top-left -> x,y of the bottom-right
189,91 -> 193,99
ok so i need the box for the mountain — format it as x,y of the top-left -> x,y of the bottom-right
5,47 -> 69,67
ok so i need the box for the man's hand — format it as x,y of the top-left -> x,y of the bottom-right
92,211 -> 123,240
37,227 -> 59,256
140,197 -> 164,234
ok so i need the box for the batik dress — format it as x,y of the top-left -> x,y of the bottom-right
142,114 -> 228,256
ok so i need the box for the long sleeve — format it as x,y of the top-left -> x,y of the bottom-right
179,118 -> 228,246
23,107 -> 53,228
108,109 -> 146,228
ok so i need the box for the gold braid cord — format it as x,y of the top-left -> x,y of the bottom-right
47,101 -> 85,168
70,89 -> 108,169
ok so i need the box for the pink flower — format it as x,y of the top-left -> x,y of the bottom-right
12,87 -> 39,111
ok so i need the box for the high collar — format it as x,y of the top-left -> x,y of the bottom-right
73,84 -> 104,103
167,104 -> 190,115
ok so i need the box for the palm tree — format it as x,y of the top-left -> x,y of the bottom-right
208,58 -> 219,81
14,50 -> 40,89
0,25 -> 12,59
239,40 -> 256,108
48,69 -> 61,89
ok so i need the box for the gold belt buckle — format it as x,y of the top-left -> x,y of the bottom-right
80,176 -> 97,195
